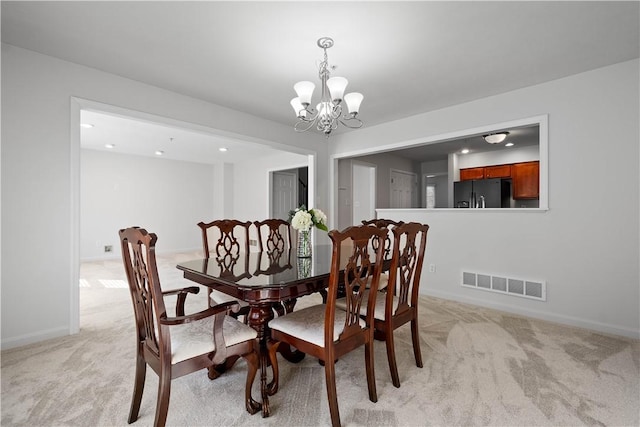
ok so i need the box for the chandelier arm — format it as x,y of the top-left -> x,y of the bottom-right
297,107 -> 318,122
338,117 -> 363,129
295,117 -> 318,132
331,102 -> 342,119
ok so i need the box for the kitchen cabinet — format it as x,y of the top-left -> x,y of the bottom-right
460,167 -> 484,181
485,164 -> 512,179
512,161 -> 539,199
459,161 -> 539,200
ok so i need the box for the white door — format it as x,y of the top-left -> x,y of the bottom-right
390,169 -> 417,208
352,163 -> 376,225
272,171 -> 297,220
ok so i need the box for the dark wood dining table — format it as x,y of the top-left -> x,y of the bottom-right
176,245 -> 334,417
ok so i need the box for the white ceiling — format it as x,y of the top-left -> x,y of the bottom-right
79,109 -> 286,164
2,1 -> 639,163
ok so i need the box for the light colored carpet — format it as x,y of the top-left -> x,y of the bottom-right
2,252 -> 639,427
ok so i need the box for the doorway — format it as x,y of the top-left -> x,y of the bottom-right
271,167 -> 308,220
72,98 -> 314,334
352,163 -> 376,224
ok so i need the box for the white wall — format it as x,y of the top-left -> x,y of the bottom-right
1,44 -> 327,349
232,151 -> 309,222
332,59 -> 640,338
80,149 -> 215,260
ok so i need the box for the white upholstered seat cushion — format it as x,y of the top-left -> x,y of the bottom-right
169,315 -> 257,364
209,289 -> 250,308
268,304 -> 365,348
361,272 -> 389,290
335,289 -> 399,321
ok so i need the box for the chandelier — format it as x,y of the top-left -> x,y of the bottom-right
290,37 -> 363,136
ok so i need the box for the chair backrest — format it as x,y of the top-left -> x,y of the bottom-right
326,225 -> 388,344
254,219 -> 292,255
197,219 -> 252,281
119,226 -> 166,358
198,219 -> 252,258
253,220 -> 293,276
361,219 -> 404,270
386,222 -> 429,316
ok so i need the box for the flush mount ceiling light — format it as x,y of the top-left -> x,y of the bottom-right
218,147 -> 228,152
80,123 -> 94,129
105,143 -> 115,149
155,150 -> 164,156
483,132 -> 510,144
291,37 -> 363,136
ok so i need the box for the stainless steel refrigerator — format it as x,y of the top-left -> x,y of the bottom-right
454,178 -> 511,208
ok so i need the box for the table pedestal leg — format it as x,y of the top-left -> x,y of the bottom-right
248,303 -> 275,418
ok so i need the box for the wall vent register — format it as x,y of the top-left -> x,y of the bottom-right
462,271 -> 546,301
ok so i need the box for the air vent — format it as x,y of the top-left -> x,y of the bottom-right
461,271 -> 546,301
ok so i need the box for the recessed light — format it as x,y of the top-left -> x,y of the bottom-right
426,175 -> 436,178
105,144 -> 115,149
155,150 -> 164,156
219,147 -> 228,152
505,142 -> 514,147
80,123 -> 94,128
461,148 -> 470,154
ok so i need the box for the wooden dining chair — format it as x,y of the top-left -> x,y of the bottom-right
254,218 -> 292,255
197,219 -> 252,320
361,218 -> 404,289
119,227 -> 260,427
268,224 -> 388,427
253,218 -> 294,310
253,219 -> 292,275
369,222 -> 429,388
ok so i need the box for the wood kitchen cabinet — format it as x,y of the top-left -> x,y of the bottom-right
460,165 -> 510,180
460,167 -> 485,181
512,161 -> 539,199
459,161 -> 539,200
485,164 -> 512,179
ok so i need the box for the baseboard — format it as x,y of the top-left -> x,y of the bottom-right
422,288 -> 640,340
1,326 -> 70,351
80,253 -> 121,262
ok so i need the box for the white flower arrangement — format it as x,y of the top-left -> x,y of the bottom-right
288,205 -> 328,232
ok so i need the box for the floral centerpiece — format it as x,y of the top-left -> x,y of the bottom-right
288,205 -> 327,257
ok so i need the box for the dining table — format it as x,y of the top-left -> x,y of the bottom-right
176,245 -> 335,417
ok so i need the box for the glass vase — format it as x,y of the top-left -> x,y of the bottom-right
297,229 -> 312,258
297,257 -> 312,278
